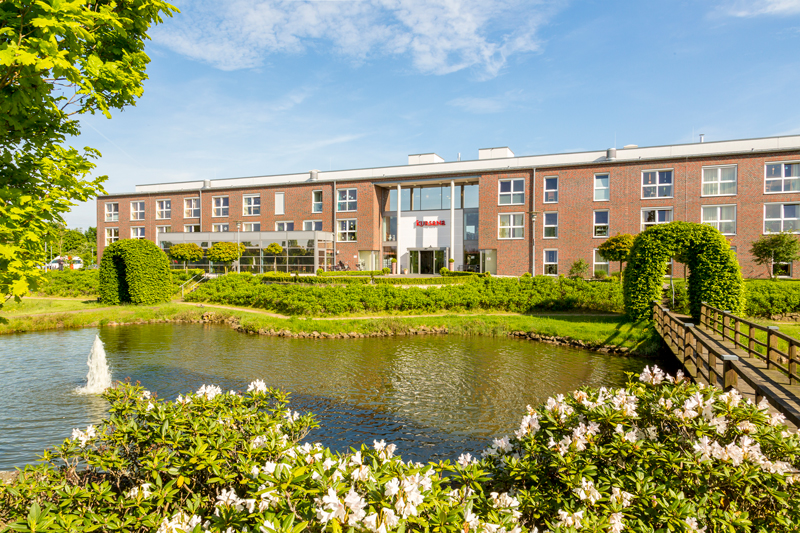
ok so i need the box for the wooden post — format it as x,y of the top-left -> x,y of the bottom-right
722,311 -> 731,341
755,386 -> 765,406
681,323 -> 694,365
734,319 -> 741,349
708,346 -> 718,387
767,326 -> 779,370
790,343 -> 797,386
721,354 -> 739,391
748,324 -> 755,358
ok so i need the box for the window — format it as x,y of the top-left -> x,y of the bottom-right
276,222 -> 295,231
312,190 -> 323,213
243,195 -> 261,216
499,178 -> 524,205
243,223 -> 260,232
642,170 -> 673,198
156,225 -> 171,235
594,174 -> 610,201
594,210 -> 609,237
156,200 -> 171,219
131,227 -> 145,239
543,212 -> 558,238
275,192 -> 285,215
131,201 -> 145,220
774,261 -> 792,278
304,220 -> 322,231
382,217 -> 396,241
766,162 -> 800,193
337,189 -> 357,212
593,249 -> 609,276
702,166 -> 737,196
498,213 -> 524,239
337,219 -> 357,241
463,184 -> 479,208
642,208 -> 673,230
544,177 -> 558,203
105,202 -> 119,222
184,225 -> 200,232
464,212 -> 479,240
184,198 -> 200,218
764,203 -> 800,233
105,228 -> 119,245
544,250 -> 558,276
212,223 -> 229,232
213,196 -> 229,217
702,205 -> 736,235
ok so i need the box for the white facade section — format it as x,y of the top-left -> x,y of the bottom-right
397,210 -> 462,271
408,153 -> 445,165
479,147 -> 515,159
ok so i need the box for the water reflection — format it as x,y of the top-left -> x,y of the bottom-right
0,324 -> 672,469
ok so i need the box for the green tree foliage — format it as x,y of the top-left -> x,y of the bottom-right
264,242 -> 284,272
623,221 -> 745,321
749,232 -> 800,280
597,233 -> 635,276
568,258 -> 590,280
99,239 -> 171,305
61,228 -> 87,255
207,242 -> 246,273
168,243 -> 204,270
0,0 -> 177,309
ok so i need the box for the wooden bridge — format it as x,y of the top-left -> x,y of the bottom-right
653,301 -> 800,427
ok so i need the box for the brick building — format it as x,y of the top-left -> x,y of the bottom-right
96,135 -> 800,278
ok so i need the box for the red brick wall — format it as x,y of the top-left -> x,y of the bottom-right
478,171 -> 532,275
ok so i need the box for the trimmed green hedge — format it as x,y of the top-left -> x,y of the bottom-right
373,277 -> 471,285
186,274 -> 624,316
297,276 -> 372,285
317,270 -> 384,277
744,280 -> 800,317
34,269 -> 98,297
99,240 -> 172,305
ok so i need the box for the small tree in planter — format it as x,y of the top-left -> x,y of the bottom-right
598,233 -> 635,280
207,242 -> 246,274
168,243 -> 204,271
568,258 -> 590,280
264,242 -> 284,272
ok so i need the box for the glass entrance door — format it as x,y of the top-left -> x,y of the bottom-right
420,250 -> 434,274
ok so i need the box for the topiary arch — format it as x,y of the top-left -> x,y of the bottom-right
623,221 -> 745,321
99,239 -> 172,305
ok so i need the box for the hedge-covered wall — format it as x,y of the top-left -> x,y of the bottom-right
99,239 -> 173,305
624,221 -> 745,321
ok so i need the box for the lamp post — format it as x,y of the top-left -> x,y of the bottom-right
530,211 -> 539,275
236,221 -> 241,273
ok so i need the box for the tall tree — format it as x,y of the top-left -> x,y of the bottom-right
0,0 -> 177,307
750,233 -> 800,280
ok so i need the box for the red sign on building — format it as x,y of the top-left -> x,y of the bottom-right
415,220 -> 445,227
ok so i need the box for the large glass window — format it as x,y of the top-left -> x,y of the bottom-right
131,227 -> 145,239
642,170 -> 673,198
543,212 -> 558,238
499,179 -> 524,205
184,198 -> 200,218
105,202 -> 119,222
498,214 -> 524,239
642,208 -> 672,229
594,210 -> 609,237
212,223 -> 229,232
383,216 -> 397,241
276,221 -> 295,231
337,219 -> 357,241
544,177 -> 558,203
401,188 -> 411,211
766,162 -> 800,193
156,226 -> 171,235
243,223 -> 261,231
464,212 -> 479,240
303,220 -> 322,231
156,200 -> 171,219
463,184 -> 479,208
312,190 -> 323,213
703,166 -> 737,196
131,201 -> 145,220
544,250 -> 558,275
764,203 -> 800,233
213,196 -> 229,217
593,249 -> 609,276
184,225 -> 200,232
243,195 -> 261,216
337,189 -> 358,212
594,174 -> 610,201
421,187 -> 442,210
702,205 -> 736,235
105,227 -> 119,245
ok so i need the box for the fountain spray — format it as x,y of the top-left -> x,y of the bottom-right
76,335 -> 112,394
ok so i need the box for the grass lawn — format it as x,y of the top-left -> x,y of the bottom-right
0,297 -> 103,317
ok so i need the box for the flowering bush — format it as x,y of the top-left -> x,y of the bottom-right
1,368 -> 798,533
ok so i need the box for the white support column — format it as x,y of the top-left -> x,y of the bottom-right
450,180 -> 455,264
396,184 -> 402,271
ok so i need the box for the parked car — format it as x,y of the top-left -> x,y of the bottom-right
47,256 -> 84,270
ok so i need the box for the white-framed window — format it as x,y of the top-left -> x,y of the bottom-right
593,249 -> 609,276
184,198 -> 200,218
243,223 -> 260,232
764,203 -> 800,233
594,174 -> 610,201
105,227 -> 119,245
131,227 -> 145,239
131,201 -> 145,221
243,195 -> 261,216
702,165 -> 737,196
543,212 -> 558,238
498,213 -> 524,239
275,192 -> 285,215
212,223 -> 229,232
543,249 -> 558,276
213,196 -> 229,217
337,188 -> 358,212
765,161 -> 800,194
702,205 -> 736,235
312,190 -> 323,213
642,169 -> 673,198
594,210 -> 609,237
156,225 -> 171,235
498,178 -> 525,205
184,225 -> 200,232
337,219 -> 357,242
105,202 -> 119,222
642,208 -> 673,230
304,220 -> 322,231
544,177 -> 558,203
276,221 -> 294,231
774,261 -> 792,278
156,199 -> 171,219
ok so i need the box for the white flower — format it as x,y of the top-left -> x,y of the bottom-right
515,413 -> 540,439
709,416 -> 728,435
156,512 -> 203,533
344,488 -> 367,526
71,425 -> 96,447
610,487 -> 633,508
693,436 -> 714,462
490,492 -> 521,518
316,487 -> 347,523
557,509 -> 584,529
379,443 -> 397,462
196,384 -> 222,400
384,478 -> 400,497
639,365 -> 665,385
575,478 -> 601,505
146,401 -> 155,412
769,412 -> 787,427
684,517 -> 707,532
737,420 -> 756,434
141,390 -> 151,400
126,482 -> 152,499
373,439 -> 386,451
608,512 -> 625,533
458,453 -> 475,467
719,389 -> 741,409
260,519 -> 276,533
247,379 -> 267,393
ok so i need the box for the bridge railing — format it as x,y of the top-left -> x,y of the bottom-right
700,303 -> 800,386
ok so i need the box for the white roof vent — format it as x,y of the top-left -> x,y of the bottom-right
478,147 -> 515,160
623,144 -> 638,149
408,153 -> 445,165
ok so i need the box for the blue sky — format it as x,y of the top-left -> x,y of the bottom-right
66,0 -> 800,229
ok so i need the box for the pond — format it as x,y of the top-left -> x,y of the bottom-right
0,324 -> 673,470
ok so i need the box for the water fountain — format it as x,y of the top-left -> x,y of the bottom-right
75,335 -> 112,395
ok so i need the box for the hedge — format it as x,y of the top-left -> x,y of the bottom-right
99,239 -> 173,305
744,279 -> 800,317
33,269 -> 98,297
317,270 -> 384,277
373,277 -> 471,285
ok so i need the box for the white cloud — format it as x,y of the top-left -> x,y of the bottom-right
716,0 -> 800,17
152,0 -> 559,77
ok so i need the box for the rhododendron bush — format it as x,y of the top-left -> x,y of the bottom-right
1,368 -> 798,533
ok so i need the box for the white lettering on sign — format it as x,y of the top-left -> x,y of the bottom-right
415,220 -> 445,227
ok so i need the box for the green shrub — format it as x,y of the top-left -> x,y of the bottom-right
442,270 -> 478,277
297,276 -> 372,285
261,272 -> 293,280
744,279 -> 800,317
439,267 -> 449,276
521,272 -> 532,279
594,269 -> 608,280
568,258 -> 590,280
99,239 -> 172,305
168,243 -> 204,269
374,277 -> 470,286
34,269 -> 98,297
316,268 -> 324,275
318,270 -> 384,277
382,267 -> 390,275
